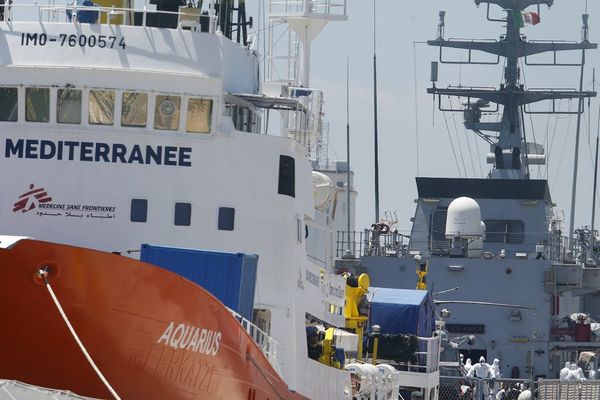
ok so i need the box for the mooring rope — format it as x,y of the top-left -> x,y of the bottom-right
37,267 -> 121,400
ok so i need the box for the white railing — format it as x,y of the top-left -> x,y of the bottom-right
285,87 -> 323,156
420,335 -> 441,373
4,2 -> 217,30
269,0 -> 347,18
228,309 -> 282,375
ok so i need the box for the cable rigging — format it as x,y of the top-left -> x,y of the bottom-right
450,97 -> 475,177
551,103 -> 574,193
442,110 -> 465,178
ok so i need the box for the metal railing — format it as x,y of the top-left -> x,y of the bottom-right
439,376 -> 536,400
269,0 -> 347,18
538,379 -> 600,400
408,335 -> 441,374
336,230 -> 409,258
3,2 -> 217,31
547,229 -> 600,266
572,229 -> 600,266
365,335 -> 440,376
228,309 -> 282,375
338,225 -> 600,265
285,87 -> 323,154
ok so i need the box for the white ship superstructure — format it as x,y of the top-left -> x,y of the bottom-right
0,1 -> 444,399
0,0 -> 353,398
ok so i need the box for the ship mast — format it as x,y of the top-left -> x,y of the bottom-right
428,0 -> 597,180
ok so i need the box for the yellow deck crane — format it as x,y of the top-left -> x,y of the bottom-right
344,273 -> 370,360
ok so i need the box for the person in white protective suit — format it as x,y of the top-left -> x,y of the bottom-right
467,356 -> 491,399
567,363 -> 582,380
560,362 -> 571,380
489,358 -> 502,397
577,365 -> 586,380
465,358 -> 472,372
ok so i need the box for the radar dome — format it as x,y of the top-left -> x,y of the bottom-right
445,197 -> 482,238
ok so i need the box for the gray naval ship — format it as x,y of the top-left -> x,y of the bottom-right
337,0 -> 600,382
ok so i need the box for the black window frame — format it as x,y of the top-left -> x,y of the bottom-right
130,199 -> 148,223
218,207 -> 235,231
483,220 -> 525,244
0,87 -> 18,122
174,202 -> 192,226
278,155 -> 295,198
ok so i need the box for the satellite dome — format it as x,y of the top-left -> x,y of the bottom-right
445,197 -> 482,238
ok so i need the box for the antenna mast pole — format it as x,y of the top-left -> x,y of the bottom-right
346,58 -> 352,254
373,0 -> 380,223
569,13 -> 589,250
591,69 -> 599,260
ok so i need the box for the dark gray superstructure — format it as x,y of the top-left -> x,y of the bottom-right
337,0 -> 600,379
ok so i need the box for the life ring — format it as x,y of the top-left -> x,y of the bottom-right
373,223 -> 390,234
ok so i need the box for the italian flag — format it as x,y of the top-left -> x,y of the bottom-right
513,10 -> 541,27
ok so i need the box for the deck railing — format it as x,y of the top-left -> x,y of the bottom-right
4,2 -> 218,31
268,0 -> 347,18
439,376 -> 536,400
336,230 -> 409,258
228,309 -> 282,375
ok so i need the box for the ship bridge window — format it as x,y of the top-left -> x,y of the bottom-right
0,87 -> 17,121
89,90 -> 115,125
174,202 -> 191,226
130,199 -> 148,223
278,155 -> 295,198
186,98 -> 213,133
57,88 -> 82,124
225,103 -> 257,133
430,209 -> 451,255
26,88 -> 50,122
218,207 -> 235,231
122,92 -> 148,127
154,95 -> 181,131
484,220 -> 525,244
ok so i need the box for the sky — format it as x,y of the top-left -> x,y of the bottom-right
253,0 -> 599,235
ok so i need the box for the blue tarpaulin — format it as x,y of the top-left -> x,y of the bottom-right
368,287 -> 435,337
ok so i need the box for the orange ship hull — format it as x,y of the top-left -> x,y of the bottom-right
0,239 -> 306,400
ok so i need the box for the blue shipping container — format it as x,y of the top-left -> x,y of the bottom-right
140,244 -> 258,321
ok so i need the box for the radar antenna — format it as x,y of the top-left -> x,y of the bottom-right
428,0 -> 597,180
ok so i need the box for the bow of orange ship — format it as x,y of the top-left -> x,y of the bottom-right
0,238 -> 306,400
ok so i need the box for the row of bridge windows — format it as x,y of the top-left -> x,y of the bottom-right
0,87 -> 213,133
130,199 -> 235,230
